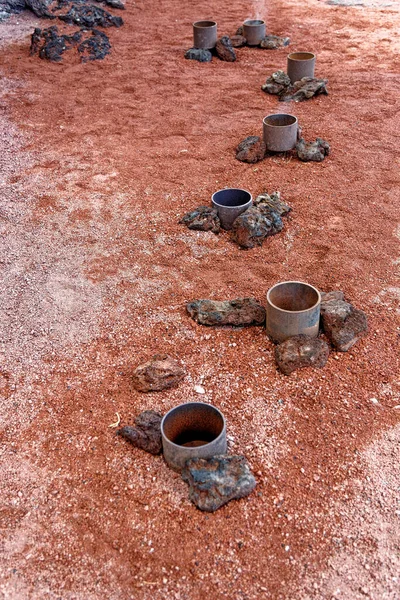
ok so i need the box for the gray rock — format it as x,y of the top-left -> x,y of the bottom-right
236,136 -> 266,163
280,77 -> 328,102
230,34 -> 247,47
132,354 -> 185,392
117,410 -> 163,454
261,70 -> 291,95
25,0 -> 54,18
0,0 -> 25,20
184,47 -> 213,63
320,296 -> 368,352
259,34 -> 290,49
182,455 -> 257,512
215,36 -> 236,62
235,26 -> 244,36
180,206 -> 220,234
253,191 -> 291,217
275,335 -> 330,375
320,291 -> 345,303
231,207 -> 277,249
296,138 -> 331,162
187,297 -> 266,326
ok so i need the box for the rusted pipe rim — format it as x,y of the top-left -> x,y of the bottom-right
193,20 -> 217,28
263,114 -> 298,128
211,188 -> 252,208
161,402 -> 226,450
244,19 -> 265,26
287,52 -> 316,61
267,281 -> 321,314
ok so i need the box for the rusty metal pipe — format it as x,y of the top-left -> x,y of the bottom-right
266,281 -> 321,343
193,20 -> 218,49
161,402 -> 227,471
243,19 -> 266,46
263,113 -> 298,152
287,52 -> 316,83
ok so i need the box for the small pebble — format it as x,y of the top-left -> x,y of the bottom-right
194,385 -> 205,394
370,397 -> 379,404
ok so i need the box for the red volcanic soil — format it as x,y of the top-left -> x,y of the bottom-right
0,0 -> 400,598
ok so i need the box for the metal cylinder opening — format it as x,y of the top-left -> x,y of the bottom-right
161,403 -> 227,471
263,114 -> 298,152
287,52 -> 315,61
268,281 -> 320,313
211,188 -> 252,230
243,19 -> 266,46
287,52 -> 316,83
266,281 -> 321,343
193,20 -> 218,49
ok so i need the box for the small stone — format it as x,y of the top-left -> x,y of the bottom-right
231,207 -> 277,249
117,410 -> 163,454
215,36 -> 236,62
184,47 -> 212,63
259,34 -> 290,49
186,297 -> 266,326
132,354 -> 185,392
235,26 -> 244,36
320,295 -> 368,351
370,397 -> 379,404
179,206 -> 220,233
296,138 -> 331,162
194,385 -> 205,394
230,34 -> 247,47
320,291 -> 345,303
182,455 -> 256,512
261,70 -> 291,95
236,136 -> 266,163
275,335 -> 330,375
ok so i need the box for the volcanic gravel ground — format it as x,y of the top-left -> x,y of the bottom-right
0,0 -> 399,598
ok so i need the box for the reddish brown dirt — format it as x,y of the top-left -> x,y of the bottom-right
1,0 -> 400,598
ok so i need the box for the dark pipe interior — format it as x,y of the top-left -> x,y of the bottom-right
163,404 -> 224,447
269,282 -> 319,312
264,114 -> 297,127
244,19 -> 264,25
288,52 -> 315,61
193,20 -> 216,28
212,189 -> 251,208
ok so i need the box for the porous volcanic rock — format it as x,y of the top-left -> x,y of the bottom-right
30,26 -> 81,61
117,410 -> 163,455
215,36 -> 236,62
320,296 -> 368,351
259,34 -> 290,49
186,298 -> 266,326
25,0 -> 53,18
132,354 -> 185,392
180,206 -> 220,233
230,34 -> 247,47
30,26 -> 110,62
296,138 -> 331,162
253,191 -> 292,217
231,207 -> 279,249
280,77 -> 329,102
275,335 -> 330,375
261,70 -> 291,95
184,48 -> 213,63
181,455 -> 257,512
236,136 -> 266,163
59,4 -> 123,27
0,0 -> 25,21
77,29 -> 111,62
